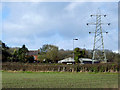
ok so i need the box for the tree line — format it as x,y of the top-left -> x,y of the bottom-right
1,40 -> 120,63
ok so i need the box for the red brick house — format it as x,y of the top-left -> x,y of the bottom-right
27,50 -> 39,61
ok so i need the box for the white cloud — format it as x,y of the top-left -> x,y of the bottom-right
2,2 -> 118,51
64,2 -> 80,11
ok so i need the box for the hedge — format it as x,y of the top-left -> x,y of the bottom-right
2,62 -> 119,72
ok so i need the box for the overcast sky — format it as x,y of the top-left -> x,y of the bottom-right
1,2 -> 118,52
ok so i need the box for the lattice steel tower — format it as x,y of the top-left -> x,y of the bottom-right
87,9 -> 110,63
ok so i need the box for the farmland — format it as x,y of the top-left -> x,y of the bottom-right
2,71 -> 118,88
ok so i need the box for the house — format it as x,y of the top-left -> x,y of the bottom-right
27,50 -> 39,60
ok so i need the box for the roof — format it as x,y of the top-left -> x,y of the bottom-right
79,58 -> 99,62
27,50 -> 39,55
58,57 -> 75,63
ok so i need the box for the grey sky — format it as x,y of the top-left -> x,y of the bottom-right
1,2 -> 118,52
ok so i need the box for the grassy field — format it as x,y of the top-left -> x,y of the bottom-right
2,71 -> 118,88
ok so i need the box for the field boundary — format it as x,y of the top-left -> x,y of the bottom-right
2,62 -> 119,73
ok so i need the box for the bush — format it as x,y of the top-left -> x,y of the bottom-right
2,62 -> 119,72
26,56 -> 34,63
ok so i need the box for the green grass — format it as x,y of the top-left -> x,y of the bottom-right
2,71 -> 118,88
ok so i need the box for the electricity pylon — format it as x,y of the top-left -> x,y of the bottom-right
87,9 -> 110,64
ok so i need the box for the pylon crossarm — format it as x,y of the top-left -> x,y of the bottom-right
90,14 -> 107,17
87,23 -> 96,25
101,23 -> 110,25
89,30 -> 101,34
89,32 -> 95,33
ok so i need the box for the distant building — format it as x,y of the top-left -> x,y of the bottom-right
58,57 -> 75,64
58,57 -> 100,64
79,58 -> 100,64
27,50 -> 39,60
